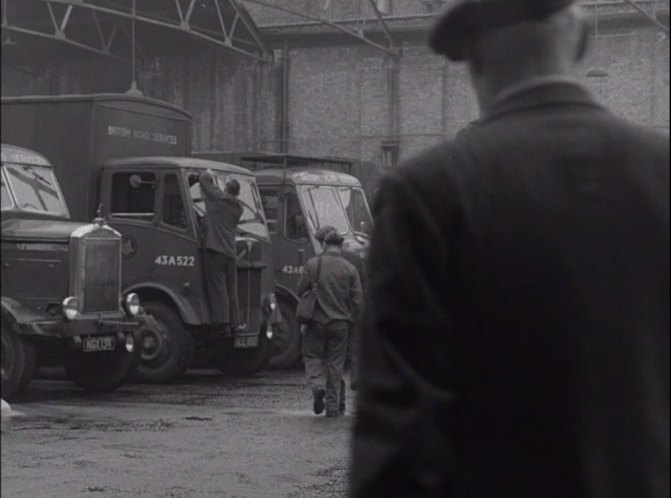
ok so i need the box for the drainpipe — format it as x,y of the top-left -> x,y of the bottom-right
279,43 -> 290,153
382,52 -> 400,168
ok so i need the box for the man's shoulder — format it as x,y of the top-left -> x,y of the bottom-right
376,139 -> 465,208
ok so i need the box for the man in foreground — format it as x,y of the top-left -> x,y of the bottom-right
350,1 -> 669,497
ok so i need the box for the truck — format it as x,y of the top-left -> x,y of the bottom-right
1,144 -> 145,400
1,94 -> 278,382
194,152 -> 374,368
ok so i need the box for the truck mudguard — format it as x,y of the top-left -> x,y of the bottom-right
123,282 -> 200,326
1,297 -> 53,336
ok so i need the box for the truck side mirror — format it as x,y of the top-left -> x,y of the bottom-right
129,174 -> 156,190
129,174 -> 143,189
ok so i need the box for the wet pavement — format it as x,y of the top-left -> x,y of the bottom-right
1,369 -> 354,498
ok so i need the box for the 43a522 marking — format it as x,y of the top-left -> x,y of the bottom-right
154,255 -> 195,267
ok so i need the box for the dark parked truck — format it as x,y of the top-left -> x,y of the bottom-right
1,144 -> 144,400
195,153 -> 373,368
1,95 -> 278,382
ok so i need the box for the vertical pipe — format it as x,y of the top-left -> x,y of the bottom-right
280,43 -> 290,153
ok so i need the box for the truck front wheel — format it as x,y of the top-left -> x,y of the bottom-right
132,302 -> 195,384
1,319 -> 36,400
267,298 -> 302,369
64,346 -> 138,392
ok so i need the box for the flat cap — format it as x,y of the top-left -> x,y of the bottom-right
315,225 -> 338,243
429,0 -> 575,61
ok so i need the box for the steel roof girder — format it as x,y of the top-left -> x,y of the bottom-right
41,0 -> 271,61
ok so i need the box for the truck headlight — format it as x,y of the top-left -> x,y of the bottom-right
124,293 -> 141,316
62,297 -> 79,320
268,293 -> 277,312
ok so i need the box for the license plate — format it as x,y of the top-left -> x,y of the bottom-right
234,335 -> 258,349
83,336 -> 116,352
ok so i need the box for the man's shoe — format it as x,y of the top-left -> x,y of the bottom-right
313,388 -> 326,415
325,410 -> 341,418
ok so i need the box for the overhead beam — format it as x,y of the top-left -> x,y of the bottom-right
2,24 -> 126,60
242,0 -> 399,55
621,0 -> 670,32
41,0 -> 271,61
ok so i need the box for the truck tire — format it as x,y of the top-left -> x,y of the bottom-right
64,346 -> 138,392
217,330 -> 272,377
268,298 -> 302,369
1,319 -> 36,401
132,301 -> 195,384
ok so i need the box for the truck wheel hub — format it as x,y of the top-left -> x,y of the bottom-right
140,329 -> 165,362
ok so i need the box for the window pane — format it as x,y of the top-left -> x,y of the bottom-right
301,186 -> 349,234
338,187 -> 373,234
162,174 -> 187,228
4,164 -> 68,216
110,172 -> 156,222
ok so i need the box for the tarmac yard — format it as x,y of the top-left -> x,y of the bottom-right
1,369 -> 353,498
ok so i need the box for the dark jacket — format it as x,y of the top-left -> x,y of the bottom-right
350,82 -> 670,498
199,172 -> 242,258
298,248 -> 362,324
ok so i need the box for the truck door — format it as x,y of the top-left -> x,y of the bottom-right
259,186 -> 314,297
104,168 -> 208,324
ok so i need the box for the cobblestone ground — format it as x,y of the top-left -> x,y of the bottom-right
1,369 -> 355,498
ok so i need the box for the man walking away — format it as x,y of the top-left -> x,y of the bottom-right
351,1 -> 669,497
315,225 -> 366,402
298,230 -> 362,418
199,171 -> 246,334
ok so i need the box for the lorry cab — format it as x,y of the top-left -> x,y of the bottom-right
99,157 -> 276,378
248,159 -> 373,368
1,144 -> 144,399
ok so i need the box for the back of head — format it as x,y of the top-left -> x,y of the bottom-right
315,225 -> 338,243
225,178 -> 241,197
429,0 -> 587,108
324,230 -> 344,247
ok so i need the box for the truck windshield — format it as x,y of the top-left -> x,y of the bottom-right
337,187 -> 373,235
3,164 -> 68,216
300,185 -> 349,235
189,172 -> 270,241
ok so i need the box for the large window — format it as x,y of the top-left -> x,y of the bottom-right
110,172 -> 156,222
162,174 -> 187,229
338,187 -> 373,235
3,163 -> 68,216
300,185 -> 349,235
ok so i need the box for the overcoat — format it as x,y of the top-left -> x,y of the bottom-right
350,81 -> 670,498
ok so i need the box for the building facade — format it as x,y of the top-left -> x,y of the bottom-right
2,0 -> 669,169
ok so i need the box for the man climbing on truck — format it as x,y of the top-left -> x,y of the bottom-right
199,170 -> 246,334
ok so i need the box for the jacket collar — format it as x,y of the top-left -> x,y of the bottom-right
477,77 -> 604,124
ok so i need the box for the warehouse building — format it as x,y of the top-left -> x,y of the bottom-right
2,0 -> 669,170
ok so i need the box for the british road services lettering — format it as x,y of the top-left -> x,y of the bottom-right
107,125 -> 178,145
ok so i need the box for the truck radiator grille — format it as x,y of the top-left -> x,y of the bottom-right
82,239 -> 120,313
238,267 -> 262,333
